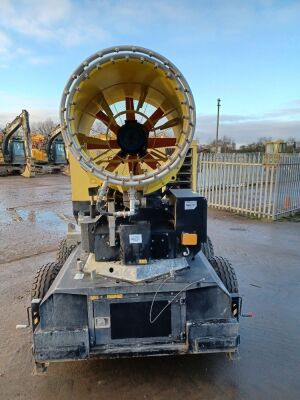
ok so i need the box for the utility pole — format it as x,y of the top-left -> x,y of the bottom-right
216,98 -> 221,153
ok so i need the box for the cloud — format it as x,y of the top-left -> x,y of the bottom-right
0,0 -> 111,47
1,0 -> 300,143
0,28 -> 52,67
0,30 -> 13,67
1,103 -> 299,146
0,0 -> 71,40
26,54 -> 54,65
0,108 -> 58,128
1,0 -> 300,64
0,30 -> 11,52
0,0 -> 196,65
196,117 -> 300,145
198,100 -> 300,122
0,90 -> 58,123
196,102 -> 300,144
2,0 -> 298,47
0,86 -> 60,129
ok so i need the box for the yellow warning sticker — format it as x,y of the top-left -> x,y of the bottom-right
106,293 -> 123,299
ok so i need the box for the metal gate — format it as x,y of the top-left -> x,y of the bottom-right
197,153 -> 300,220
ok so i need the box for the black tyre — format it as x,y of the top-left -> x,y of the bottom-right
56,238 -> 76,265
209,256 -> 239,293
201,235 -> 214,259
31,262 -> 61,300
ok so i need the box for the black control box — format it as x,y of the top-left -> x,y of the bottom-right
119,221 -> 151,264
169,189 -> 207,244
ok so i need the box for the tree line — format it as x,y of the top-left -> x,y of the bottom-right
201,135 -> 299,153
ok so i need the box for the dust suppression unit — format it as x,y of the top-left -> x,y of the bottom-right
29,46 -> 240,373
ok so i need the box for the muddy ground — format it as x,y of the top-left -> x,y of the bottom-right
0,175 -> 299,400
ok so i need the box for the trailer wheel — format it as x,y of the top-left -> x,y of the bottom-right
201,236 -> 214,259
31,262 -> 61,300
56,238 -> 76,265
209,256 -> 239,293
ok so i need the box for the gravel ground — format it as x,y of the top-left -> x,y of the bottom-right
0,174 -> 299,400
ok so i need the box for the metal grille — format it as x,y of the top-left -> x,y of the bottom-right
110,301 -> 171,339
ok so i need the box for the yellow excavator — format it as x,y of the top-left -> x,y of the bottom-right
0,110 -> 34,177
31,125 -> 67,173
26,46 -> 240,373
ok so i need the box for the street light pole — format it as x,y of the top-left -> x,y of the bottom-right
216,98 -> 221,153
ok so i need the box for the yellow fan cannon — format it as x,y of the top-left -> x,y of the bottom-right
60,45 -> 196,202
30,46 -> 240,374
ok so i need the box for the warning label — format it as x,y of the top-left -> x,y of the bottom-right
129,234 -> 142,244
184,200 -> 197,210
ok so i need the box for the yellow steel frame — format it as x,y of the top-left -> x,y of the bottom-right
69,140 -> 198,201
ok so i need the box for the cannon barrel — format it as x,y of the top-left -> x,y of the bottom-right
60,46 -> 195,193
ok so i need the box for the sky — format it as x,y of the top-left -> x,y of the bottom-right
0,0 -> 299,145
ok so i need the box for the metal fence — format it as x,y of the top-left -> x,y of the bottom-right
197,153 -> 300,220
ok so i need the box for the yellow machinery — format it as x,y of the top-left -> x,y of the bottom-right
29,46 -> 240,373
263,140 -> 288,166
61,46 -> 196,203
31,125 -> 67,173
265,140 -> 287,154
0,110 -> 34,177
31,133 -> 47,162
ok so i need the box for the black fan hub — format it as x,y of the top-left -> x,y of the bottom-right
117,121 -> 147,155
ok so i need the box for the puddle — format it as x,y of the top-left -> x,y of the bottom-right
0,210 -> 11,224
18,209 -> 62,224
0,208 -> 70,225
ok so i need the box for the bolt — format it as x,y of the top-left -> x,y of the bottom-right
90,270 -> 96,279
77,260 -> 84,272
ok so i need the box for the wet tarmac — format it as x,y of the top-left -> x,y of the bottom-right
0,174 -> 299,400
0,175 -> 73,264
